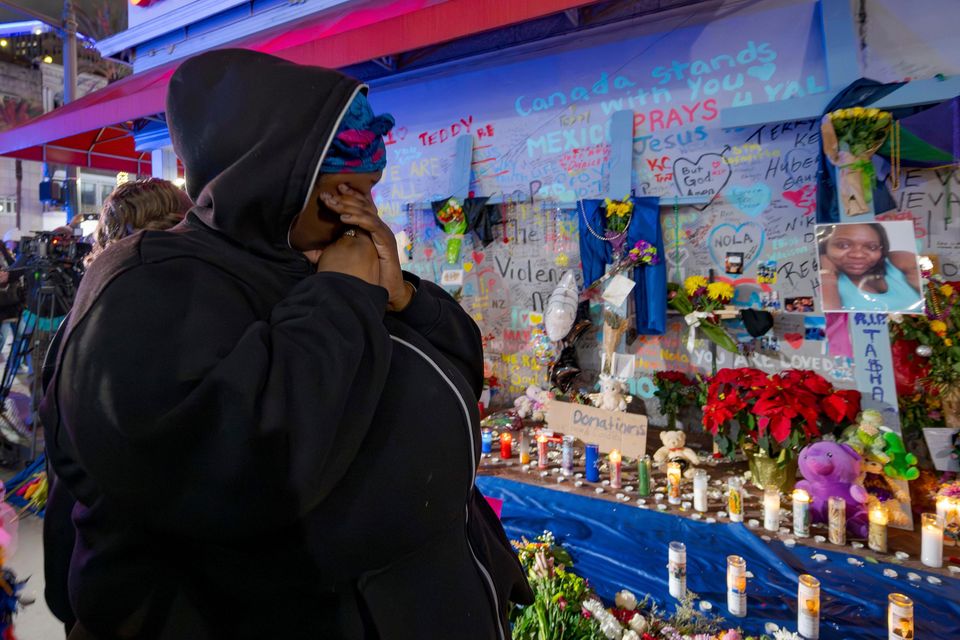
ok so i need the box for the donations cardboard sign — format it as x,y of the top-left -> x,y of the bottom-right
546,400 -> 648,458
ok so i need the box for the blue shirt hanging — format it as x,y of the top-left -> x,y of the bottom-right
578,196 -> 666,335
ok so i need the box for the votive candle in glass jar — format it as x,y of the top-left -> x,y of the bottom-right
728,477 -> 744,523
869,504 -> 889,554
887,593 -> 913,640
797,574 -> 820,639
726,555 -> 747,618
921,512 -> 944,568
609,449 -> 622,489
693,469 -> 708,513
763,488 -> 781,532
668,541 -> 686,600
793,489 -> 811,538
828,496 -> 846,546
667,462 -> 682,505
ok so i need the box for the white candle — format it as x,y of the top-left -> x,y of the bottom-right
936,495 -> 949,522
728,477 -> 744,523
609,449 -> 622,489
763,488 -> 781,532
797,574 -> 820,639
793,489 -> 811,538
693,470 -> 708,512
727,555 -> 747,617
921,512 -> 944,568
887,593 -> 914,640
668,541 -> 686,599
869,505 -> 889,554
519,430 -> 530,465
667,462 -> 682,505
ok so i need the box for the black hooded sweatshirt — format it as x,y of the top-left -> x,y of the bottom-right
41,49 -> 531,640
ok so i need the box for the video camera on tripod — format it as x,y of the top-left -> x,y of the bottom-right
0,230 -> 91,458
11,230 -> 91,275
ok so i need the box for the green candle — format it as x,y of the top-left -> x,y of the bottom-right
637,455 -> 651,496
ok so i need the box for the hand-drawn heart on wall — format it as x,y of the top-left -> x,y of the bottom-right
673,152 -> 732,211
707,221 -> 765,272
727,184 -> 772,217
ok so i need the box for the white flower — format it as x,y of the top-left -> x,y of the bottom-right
890,312 -> 904,324
615,590 -> 638,611
773,630 -> 803,640
622,631 -> 640,640
628,614 -> 648,633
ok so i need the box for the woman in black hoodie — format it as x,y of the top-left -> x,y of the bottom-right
41,49 -> 530,640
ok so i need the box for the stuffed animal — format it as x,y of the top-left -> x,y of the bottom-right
796,441 -> 869,538
588,374 -> 632,413
840,409 -> 890,465
860,460 -> 911,527
881,431 -> 919,481
513,385 -> 552,422
653,430 -> 700,479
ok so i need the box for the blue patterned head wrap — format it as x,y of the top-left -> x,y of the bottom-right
320,92 -> 395,174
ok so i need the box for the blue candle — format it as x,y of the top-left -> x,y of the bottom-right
481,429 -> 492,454
585,443 -> 600,482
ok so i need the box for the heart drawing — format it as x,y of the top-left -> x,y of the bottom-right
727,184 -> 772,217
707,221 -> 766,272
747,63 -> 777,81
673,152 -> 732,210
784,333 -> 804,349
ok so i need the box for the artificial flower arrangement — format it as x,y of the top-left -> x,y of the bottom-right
890,277 -> 960,428
821,107 -> 892,216
435,197 -> 467,264
667,276 -> 738,354
703,368 -> 861,485
653,371 -> 698,430
511,531 -> 803,640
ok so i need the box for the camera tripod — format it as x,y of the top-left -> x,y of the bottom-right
0,268 -> 72,461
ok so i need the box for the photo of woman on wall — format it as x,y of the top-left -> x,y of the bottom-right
817,221 -> 924,313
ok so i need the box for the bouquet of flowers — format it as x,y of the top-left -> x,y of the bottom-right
890,278 -> 960,427
604,196 -> 634,234
654,371 -> 698,430
821,107 -> 892,216
703,368 -> 861,466
583,239 -> 660,295
436,197 -> 467,264
668,277 -> 738,354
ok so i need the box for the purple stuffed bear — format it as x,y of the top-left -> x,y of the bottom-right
795,441 -> 869,539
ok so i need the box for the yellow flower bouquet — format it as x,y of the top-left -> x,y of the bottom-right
667,276 -> 738,353
821,107 -> 892,216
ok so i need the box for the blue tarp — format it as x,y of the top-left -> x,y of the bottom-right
477,476 -> 960,640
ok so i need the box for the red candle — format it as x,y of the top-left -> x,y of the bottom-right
537,435 -> 549,469
500,432 -> 513,459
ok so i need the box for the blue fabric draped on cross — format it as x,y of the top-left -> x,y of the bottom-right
578,196 -> 666,335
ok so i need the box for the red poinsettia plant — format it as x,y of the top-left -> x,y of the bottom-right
703,367 -> 861,463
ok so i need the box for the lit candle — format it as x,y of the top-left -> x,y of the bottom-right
609,449 -> 622,489
499,432 -> 512,459
828,496 -> 846,546
693,469 -> 708,513
936,495 -> 950,523
797,574 -> 820,640
637,455 -> 652,496
519,430 -> 530,465
869,504 -> 889,554
668,541 -> 686,600
481,428 -> 492,455
728,477 -> 744,523
763,488 -> 781,532
585,443 -> 600,482
793,489 -> 811,538
921,513 -> 944,568
561,435 -> 574,476
887,593 -> 914,640
726,555 -> 747,618
667,462 -> 682,505
537,435 -> 549,470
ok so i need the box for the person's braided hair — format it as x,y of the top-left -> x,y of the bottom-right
86,177 -> 192,265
